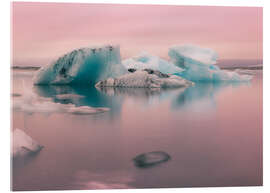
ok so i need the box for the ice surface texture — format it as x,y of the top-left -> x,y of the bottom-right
12,129 -> 43,158
33,45 -> 127,85
95,70 -> 194,88
122,52 -> 183,75
168,44 -> 252,82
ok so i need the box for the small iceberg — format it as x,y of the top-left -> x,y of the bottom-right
168,44 -> 253,82
12,129 -> 43,158
95,69 -> 194,88
133,151 -> 171,168
33,45 -> 127,85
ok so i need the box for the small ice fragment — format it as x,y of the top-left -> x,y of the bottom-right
67,106 -> 110,115
234,69 -> 257,75
12,129 -> 43,158
133,151 -> 171,168
55,94 -> 85,100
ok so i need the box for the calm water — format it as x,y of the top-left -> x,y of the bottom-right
11,67 -> 262,190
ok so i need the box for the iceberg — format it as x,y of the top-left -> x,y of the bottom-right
168,44 -> 252,82
12,129 -> 43,158
33,45 -> 127,85
95,69 -> 194,88
122,52 -> 183,75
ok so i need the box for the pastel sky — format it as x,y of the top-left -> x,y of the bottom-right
12,2 -> 262,66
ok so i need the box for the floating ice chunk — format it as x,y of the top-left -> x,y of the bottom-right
33,45 -> 127,85
12,129 -> 43,158
234,69 -> 257,75
67,106 -> 109,115
133,151 -> 171,168
13,93 -> 110,115
55,94 -> 85,100
95,70 -> 194,88
122,52 -> 183,75
168,44 -> 252,82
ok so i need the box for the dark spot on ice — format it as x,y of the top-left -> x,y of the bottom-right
59,67 -> 66,76
91,48 -> 96,54
143,69 -> 170,78
133,151 -> 171,168
128,68 -> 137,73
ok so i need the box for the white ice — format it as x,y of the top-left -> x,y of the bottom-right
33,45 -> 127,85
55,94 -> 85,100
13,92 -> 109,115
67,106 -> 109,115
12,129 -> 43,158
168,44 -> 253,82
122,52 -> 183,75
95,70 -> 194,88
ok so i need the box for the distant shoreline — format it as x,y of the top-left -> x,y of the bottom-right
12,66 -> 40,70
220,65 -> 263,70
11,64 -> 263,71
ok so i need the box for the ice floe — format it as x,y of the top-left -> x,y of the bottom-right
13,92 -> 109,115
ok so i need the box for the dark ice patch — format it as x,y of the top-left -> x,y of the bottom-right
143,69 -> 170,78
128,68 -> 137,73
133,151 -> 171,168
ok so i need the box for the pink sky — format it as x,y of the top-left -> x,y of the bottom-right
12,2 -> 262,66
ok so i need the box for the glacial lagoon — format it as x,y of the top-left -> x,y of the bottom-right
11,62 -> 262,190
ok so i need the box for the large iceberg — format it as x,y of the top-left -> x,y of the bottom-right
122,52 -> 183,75
33,45 -> 127,85
95,69 -> 194,88
168,44 -> 252,82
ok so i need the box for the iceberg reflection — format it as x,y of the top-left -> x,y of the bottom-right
172,82 -> 249,111
33,85 -> 123,115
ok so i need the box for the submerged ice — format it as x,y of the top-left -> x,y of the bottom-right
168,44 -> 252,82
34,45 -> 127,85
